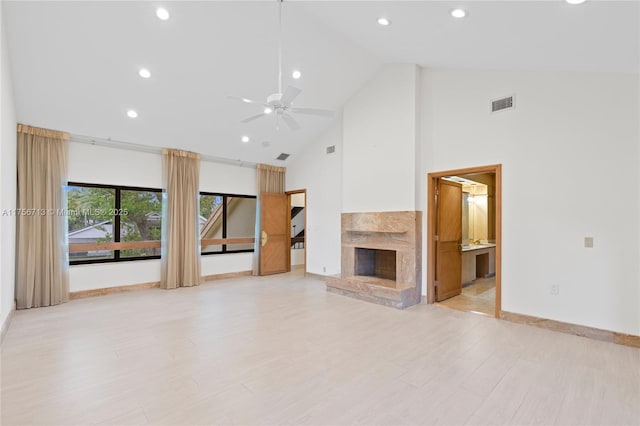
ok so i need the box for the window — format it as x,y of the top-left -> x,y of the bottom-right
67,183 -> 162,264
67,185 -> 255,263
119,189 -> 162,258
67,185 -> 115,261
199,192 -> 256,254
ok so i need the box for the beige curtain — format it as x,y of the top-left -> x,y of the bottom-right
161,148 -> 201,289
16,124 -> 70,309
256,163 -> 286,193
252,164 -> 286,275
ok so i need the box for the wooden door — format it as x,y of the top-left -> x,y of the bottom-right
259,192 -> 288,275
436,179 -> 463,301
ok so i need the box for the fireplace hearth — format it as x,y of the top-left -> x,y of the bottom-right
325,211 -> 422,309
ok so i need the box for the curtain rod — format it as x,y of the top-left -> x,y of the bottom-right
69,133 -> 257,169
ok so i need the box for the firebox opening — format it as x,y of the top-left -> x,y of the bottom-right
355,248 -> 396,281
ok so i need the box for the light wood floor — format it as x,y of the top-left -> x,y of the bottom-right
2,271 -> 639,425
438,277 -> 496,316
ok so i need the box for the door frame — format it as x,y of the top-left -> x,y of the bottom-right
285,189 -> 306,273
427,164 -> 502,318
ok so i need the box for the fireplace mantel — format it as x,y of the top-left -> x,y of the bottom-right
326,211 -> 422,309
342,211 -> 416,234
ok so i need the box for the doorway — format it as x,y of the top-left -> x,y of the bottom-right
427,165 -> 502,317
286,189 -> 306,272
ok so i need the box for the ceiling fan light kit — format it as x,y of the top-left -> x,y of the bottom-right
229,0 -> 334,131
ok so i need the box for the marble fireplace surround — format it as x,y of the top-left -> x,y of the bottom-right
326,211 -> 422,309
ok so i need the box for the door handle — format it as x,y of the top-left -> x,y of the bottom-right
261,230 -> 268,247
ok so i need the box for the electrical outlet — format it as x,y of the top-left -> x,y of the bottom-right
550,284 -> 560,296
584,237 -> 594,248
323,266 -> 326,273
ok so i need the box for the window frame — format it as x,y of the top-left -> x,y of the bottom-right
67,182 -> 163,265
199,191 -> 256,256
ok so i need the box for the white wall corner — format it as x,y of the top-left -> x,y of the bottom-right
0,6 -> 18,332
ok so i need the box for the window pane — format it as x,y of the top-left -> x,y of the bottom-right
226,197 -> 256,251
67,185 -> 115,261
200,195 -> 223,219
200,194 -> 223,254
120,190 -> 162,258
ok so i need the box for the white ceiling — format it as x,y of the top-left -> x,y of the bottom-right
4,1 -> 639,165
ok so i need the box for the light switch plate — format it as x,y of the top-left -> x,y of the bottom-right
584,237 -> 594,248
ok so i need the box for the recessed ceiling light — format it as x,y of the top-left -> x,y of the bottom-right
451,8 -> 467,18
292,70 -> 302,79
127,110 -> 138,118
241,136 -> 250,143
138,68 -> 151,79
377,17 -> 391,26
566,0 -> 586,4
264,107 -> 273,114
156,7 -> 170,21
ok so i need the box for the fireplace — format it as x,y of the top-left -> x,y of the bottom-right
355,248 -> 396,281
325,211 -> 422,309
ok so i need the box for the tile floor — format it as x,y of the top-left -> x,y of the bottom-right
1,271 -> 638,425
438,277 -> 496,317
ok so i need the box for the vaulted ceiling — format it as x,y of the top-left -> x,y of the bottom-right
4,1 -> 638,165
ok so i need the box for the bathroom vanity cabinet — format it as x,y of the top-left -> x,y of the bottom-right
461,244 -> 496,285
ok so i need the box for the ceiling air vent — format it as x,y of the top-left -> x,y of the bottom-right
276,153 -> 290,161
491,95 -> 514,113
326,145 -> 336,154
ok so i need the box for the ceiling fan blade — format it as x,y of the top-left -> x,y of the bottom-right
228,95 -> 265,106
281,113 -> 301,131
281,86 -> 302,106
290,107 -> 334,118
241,113 -> 266,123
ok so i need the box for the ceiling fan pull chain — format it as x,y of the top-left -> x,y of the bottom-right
278,0 -> 283,95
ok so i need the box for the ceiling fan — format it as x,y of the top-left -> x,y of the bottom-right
228,0 -> 334,131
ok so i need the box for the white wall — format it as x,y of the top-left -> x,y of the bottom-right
70,260 -> 161,292
290,249 -> 305,266
286,116 -> 343,276
69,143 -> 162,188
342,64 -> 419,212
0,8 -> 17,332
200,160 -> 255,196
290,193 -> 305,207
419,69 -> 640,335
68,143 -> 256,291
201,252 -> 253,277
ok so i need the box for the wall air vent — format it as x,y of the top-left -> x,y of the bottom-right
491,95 -> 515,113
276,153 -> 290,161
326,145 -> 336,154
